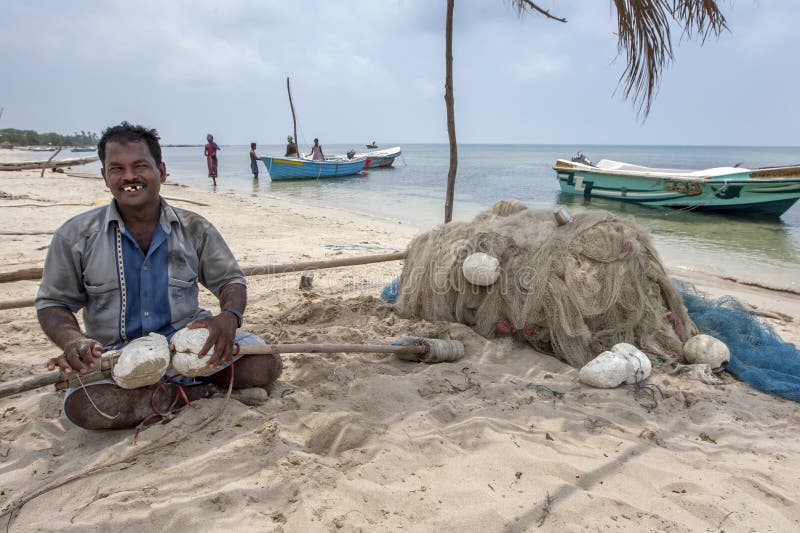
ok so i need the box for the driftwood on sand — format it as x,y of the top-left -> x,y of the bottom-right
0,155 -> 99,172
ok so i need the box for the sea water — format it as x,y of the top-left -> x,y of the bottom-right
66,144 -> 800,291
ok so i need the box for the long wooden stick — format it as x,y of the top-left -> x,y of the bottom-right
241,251 -> 406,276
40,146 -> 62,178
0,267 -> 43,283
0,342 -> 426,399
0,251 -> 406,286
287,77 -> 298,156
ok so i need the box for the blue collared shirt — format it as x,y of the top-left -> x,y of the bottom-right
119,223 -> 176,344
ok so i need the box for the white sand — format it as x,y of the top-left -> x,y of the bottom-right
1,162 -> 799,532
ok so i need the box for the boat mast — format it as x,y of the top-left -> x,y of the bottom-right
287,77 -> 298,156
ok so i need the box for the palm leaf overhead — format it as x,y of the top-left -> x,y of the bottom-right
443,0 -> 728,222
510,0 -> 727,117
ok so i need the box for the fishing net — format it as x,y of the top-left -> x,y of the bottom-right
676,280 -> 800,402
396,200 -> 694,368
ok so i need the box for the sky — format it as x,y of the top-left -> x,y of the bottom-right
1,0 -> 798,146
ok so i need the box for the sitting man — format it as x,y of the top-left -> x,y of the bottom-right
285,135 -> 298,157
35,122 -> 282,430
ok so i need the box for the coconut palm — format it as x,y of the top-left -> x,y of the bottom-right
443,0 -> 728,223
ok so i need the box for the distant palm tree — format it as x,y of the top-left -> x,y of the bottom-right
443,0 -> 728,223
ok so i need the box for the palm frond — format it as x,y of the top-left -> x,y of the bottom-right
614,0 -> 727,118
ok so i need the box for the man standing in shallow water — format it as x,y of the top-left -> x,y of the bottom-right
204,133 -> 220,184
35,122 -> 281,429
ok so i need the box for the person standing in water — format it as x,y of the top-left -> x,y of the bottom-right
249,142 -> 259,179
307,138 -> 324,161
204,134 -> 221,184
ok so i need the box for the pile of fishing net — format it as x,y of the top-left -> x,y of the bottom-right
397,200 -> 694,368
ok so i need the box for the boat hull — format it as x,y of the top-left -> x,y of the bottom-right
363,147 -> 401,168
261,156 -> 366,180
555,163 -> 800,217
365,157 -> 396,168
0,155 -> 99,171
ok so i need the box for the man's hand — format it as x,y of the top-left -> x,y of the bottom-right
47,338 -> 103,374
187,312 -> 239,367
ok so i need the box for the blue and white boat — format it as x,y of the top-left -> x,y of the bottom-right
260,156 -> 367,181
554,154 -> 800,217
327,146 -> 402,169
362,146 -> 401,168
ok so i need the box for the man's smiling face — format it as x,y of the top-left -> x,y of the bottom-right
102,140 -> 167,211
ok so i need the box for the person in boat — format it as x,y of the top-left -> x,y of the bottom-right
285,135 -> 298,157
307,138 -> 325,161
35,122 -> 282,430
249,142 -> 259,179
204,133 -> 220,180
347,149 -> 356,160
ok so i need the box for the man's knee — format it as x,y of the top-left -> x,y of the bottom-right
64,384 -> 152,430
212,354 -> 283,390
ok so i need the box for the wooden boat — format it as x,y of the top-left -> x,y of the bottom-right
0,155 -> 99,172
554,154 -> 800,217
366,143 -> 378,149
260,156 -> 367,180
327,147 -> 402,169
71,147 -> 97,152
362,147 -> 401,168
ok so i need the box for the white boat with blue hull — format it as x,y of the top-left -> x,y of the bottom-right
554,155 -> 800,217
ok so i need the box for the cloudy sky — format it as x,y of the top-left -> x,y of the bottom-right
1,0 -> 798,146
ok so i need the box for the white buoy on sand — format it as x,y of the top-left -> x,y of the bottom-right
579,342 -> 652,388
683,334 -> 730,371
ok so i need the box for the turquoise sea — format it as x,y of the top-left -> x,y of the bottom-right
68,144 -> 800,291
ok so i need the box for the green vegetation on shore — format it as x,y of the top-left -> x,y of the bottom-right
0,128 -> 98,147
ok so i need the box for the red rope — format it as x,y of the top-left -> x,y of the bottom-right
133,359 -> 236,444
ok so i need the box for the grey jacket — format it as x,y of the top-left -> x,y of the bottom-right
35,199 -> 246,348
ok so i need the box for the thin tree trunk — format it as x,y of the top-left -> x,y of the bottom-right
443,0 -> 457,223
287,77 -> 298,155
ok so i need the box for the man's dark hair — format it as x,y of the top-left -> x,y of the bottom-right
250,142 -> 256,149
98,122 -> 162,166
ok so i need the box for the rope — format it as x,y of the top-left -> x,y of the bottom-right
74,374 -> 119,420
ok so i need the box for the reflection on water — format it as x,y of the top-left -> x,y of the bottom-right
68,144 -> 798,290
556,193 -> 800,263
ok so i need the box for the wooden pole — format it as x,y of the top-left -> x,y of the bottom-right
40,146 -> 62,178
0,251 -> 408,310
444,0 -> 458,223
0,251 -> 406,285
0,267 -> 44,283
241,251 -> 407,276
287,77 -> 298,155
0,342 -> 427,398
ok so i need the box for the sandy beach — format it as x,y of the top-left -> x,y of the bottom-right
1,160 -> 799,532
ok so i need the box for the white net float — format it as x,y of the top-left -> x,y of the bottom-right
683,334 -> 729,371
462,252 -> 501,286
111,332 -> 171,389
579,342 -> 651,388
171,327 -> 218,377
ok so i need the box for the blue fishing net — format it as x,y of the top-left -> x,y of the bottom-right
675,280 -> 800,402
381,278 -> 399,304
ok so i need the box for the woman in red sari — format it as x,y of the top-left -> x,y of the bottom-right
204,133 -> 220,183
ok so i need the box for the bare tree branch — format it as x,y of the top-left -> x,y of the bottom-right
509,0 -> 567,22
